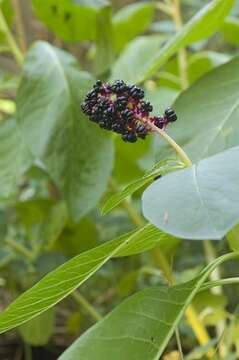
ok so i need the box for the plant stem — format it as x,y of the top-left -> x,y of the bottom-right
109,177 -> 145,227
72,291 -> 103,322
171,0 -> 189,89
156,2 -> 172,15
199,277 -> 239,292
5,238 -> 34,261
148,122 -> 192,167
203,240 -> 226,356
110,176 -> 212,353
0,7 -> 23,66
175,328 -> 184,359
24,343 -> 32,360
11,0 -> 27,52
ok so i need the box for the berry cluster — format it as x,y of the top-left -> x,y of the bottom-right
81,80 -> 177,143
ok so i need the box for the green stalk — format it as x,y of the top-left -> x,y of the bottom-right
72,291 -> 103,322
148,122 -> 192,167
199,277 -> 239,293
5,238 -> 34,261
0,7 -> 23,66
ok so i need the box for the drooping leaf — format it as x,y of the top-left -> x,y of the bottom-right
32,0 -> 110,41
227,223 -> 239,252
19,308 -> 55,346
17,41 -> 114,221
155,54 -> 239,163
0,118 -> 32,198
220,17 -> 239,45
187,51 -> 230,84
113,2 -> 155,51
0,223 -> 170,333
58,252 -> 239,360
101,159 -> 183,215
143,146 -> 239,240
55,217 -> 98,256
113,134 -> 152,184
111,0 -> 234,83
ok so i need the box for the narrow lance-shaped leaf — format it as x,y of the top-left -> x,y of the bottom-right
143,146 -> 239,240
0,223 -> 173,333
17,41 -> 114,221
111,0 -> 234,83
59,252 -> 239,360
19,308 -> 55,346
101,159 -> 184,215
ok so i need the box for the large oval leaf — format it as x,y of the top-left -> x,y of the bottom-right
143,146 -> 239,240
111,0 -> 234,83
0,224 -> 173,334
59,252 -> 239,360
155,54 -> 239,163
17,41 -> 114,221
0,118 -> 32,197
32,0 -> 110,41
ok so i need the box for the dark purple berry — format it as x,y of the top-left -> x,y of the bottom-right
164,107 -> 177,122
141,101 -> 153,113
122,109 -> 133,123
81,80 -> 177,143
154,117 -> 164,129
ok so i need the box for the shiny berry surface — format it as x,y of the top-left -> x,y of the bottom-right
81,80 -> 177,143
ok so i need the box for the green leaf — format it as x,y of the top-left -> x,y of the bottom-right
102,159 -> 183,215
0,223 -> 169,334
146,87 -> 179,114
155,54 -> 239,163
113,2 -> 155,51
0,0 -> 14,42
94,6 -> 114,74
227,223 -> 239,252
111,0 -> 234,83
113,134 -> 152,184
110,35 -> 165,82
58,252 -> 239,360
19,308 -> 55,346
55,217 -> 98,256
0,118 -> 32,198
44,202 -> 68,249
220,17 -> 239,45
143,146 -> 239,240
32,0 -> 110,41
17,41 -> 114,221
188,51 -> 230,84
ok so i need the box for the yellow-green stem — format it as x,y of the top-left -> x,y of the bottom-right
11,0 -> 27,52
110,175 -> 212,353
171,0 -> 189,89
72,291 -> 103,322
5,238 -> 34,261
203,240 -> 226,356
149,122 -> 192,167
0,7 -> 23,66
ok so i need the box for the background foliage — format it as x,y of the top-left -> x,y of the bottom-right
0,0 -> 239,359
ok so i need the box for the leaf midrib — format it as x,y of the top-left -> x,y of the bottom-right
201,95 -> 239,159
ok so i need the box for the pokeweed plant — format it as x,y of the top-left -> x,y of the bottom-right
0,0 -> 239,359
